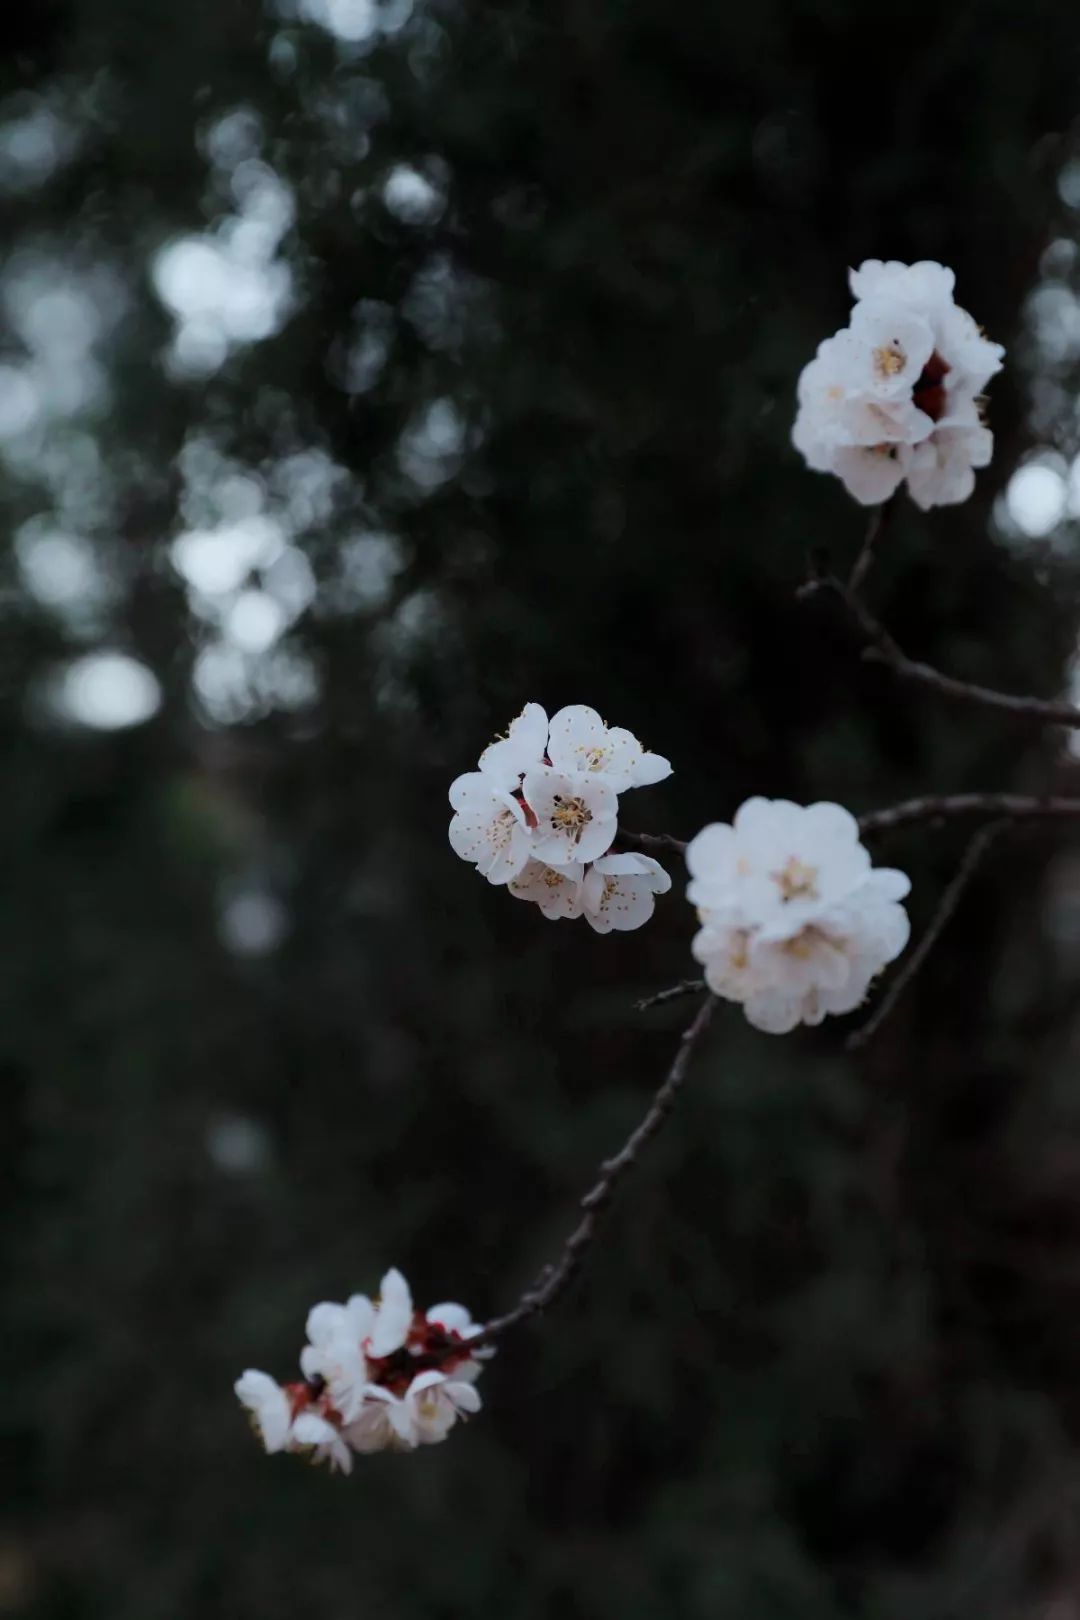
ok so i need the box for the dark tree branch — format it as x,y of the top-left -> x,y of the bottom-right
799,572 -> 1080,729
846,822 -> 1007,1050
635,977 -> 706,1012
858,793 -> 1080,836
618,828 -> 688,857
463,995 -> 717,1353
847,493 -> 897,595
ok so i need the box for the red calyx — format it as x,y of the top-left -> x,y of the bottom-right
913,350 -> 951,423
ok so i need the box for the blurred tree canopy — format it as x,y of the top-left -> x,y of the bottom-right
6,2 -> 1080,1617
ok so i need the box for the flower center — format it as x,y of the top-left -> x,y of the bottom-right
542,868 -> 566,888
551,794 -> 592,842
873,342 -> 906,377
772,856 -> 820,902
583,745 -> 608,770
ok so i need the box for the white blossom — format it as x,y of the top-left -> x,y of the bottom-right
299,1295 -> 374,1421
290,1410 -> 354,1474
792,259 -> 1003,509
368,1266 -> 414,1357
508,858 -> 585,919
900,418 -> 993,511
686,798 -> 910,1034
347,1370 -> 482,1452
582,853 -> 671,933
234,1370 -> 353,1473
477,702 -> 549,789
235,1369 -> 293,1453
546,704 -> 670,792
522,765 -> 618,866
448,772 -> 533,884
237,1268 -> 491,1470
448,703 -> 673,936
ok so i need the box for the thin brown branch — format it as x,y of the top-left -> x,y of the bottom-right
800,572 -> 1080,729
635,977 -> 706,1012
858,793 -> 1080,836
464,994 -> 717,1353
847,492 -> 897,595
618,828 -> 688,857
846,822 -> 1007,1051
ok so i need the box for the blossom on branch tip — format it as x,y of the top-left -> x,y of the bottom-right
478,702 -> 549,790
546,704 -> 671,792
448,772 -> 533,884
347,1370 -> 482,1453
792,260 -> 1003,509
508,859 -> 585,919
234,1368 -> 354,1473
450,703 -> 672,932
582,852 -> 672,933
686,798 -> 910,1033
523,766 -> 618,866
235,1269 -> 490,1471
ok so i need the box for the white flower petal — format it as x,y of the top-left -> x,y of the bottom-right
235,1369 -> 292,1453
370,1267 -> 413,1356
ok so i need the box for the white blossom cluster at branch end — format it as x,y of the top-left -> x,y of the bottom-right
687,798 -> 911,1034
235,1268 -> 490,1473
449,704 -> 673,932
793,260 -> 1004,509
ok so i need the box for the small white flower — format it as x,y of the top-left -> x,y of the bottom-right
235,1369 -> 293,1453
686,798 -> 910,1033
522,766 -> 617,866
448,772 -> 533,884
236,1270 -> 491,1471
508,859 -> 585,919
546,704 -> 671,792
299,1295 -> 375,1421
581,853 -> 671,933
900,419 -> 993,510
369,1266 -> 414,1357
824,444 -> 907,507
793,259 -> 1003,509
290,1410 -> 354,1474
477,703 -> 549,789
347,1371 -> 482,1452
235,1370 -> 353,1473
407,1369 -> 482,1444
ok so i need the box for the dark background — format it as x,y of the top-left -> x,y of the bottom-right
6,2 -> 1080,1616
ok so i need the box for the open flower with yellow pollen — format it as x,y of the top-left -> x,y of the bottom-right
546,704 -> 671,793
521,765 -> 618,866
582,852 -> 671,933
449,702 -> 673,928
508,859 -> 585,919
235,1268 -> 491,1469
686,798 -> 910,1034
792,259 -> 1003,509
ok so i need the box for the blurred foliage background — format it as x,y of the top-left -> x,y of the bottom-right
6,2 -> 1080,1616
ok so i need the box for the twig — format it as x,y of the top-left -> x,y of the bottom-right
846,822 -> 1007,1050
847,493 -> 896,595
858,793 -> 1080,836
800,573 -> 1080,729
618,828 -> 688,857
464,994 -> 717,1352
635,978 -> 706,1012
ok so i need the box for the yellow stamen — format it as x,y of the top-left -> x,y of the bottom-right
772,856 -> 820,903
873,343 -> 906,377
